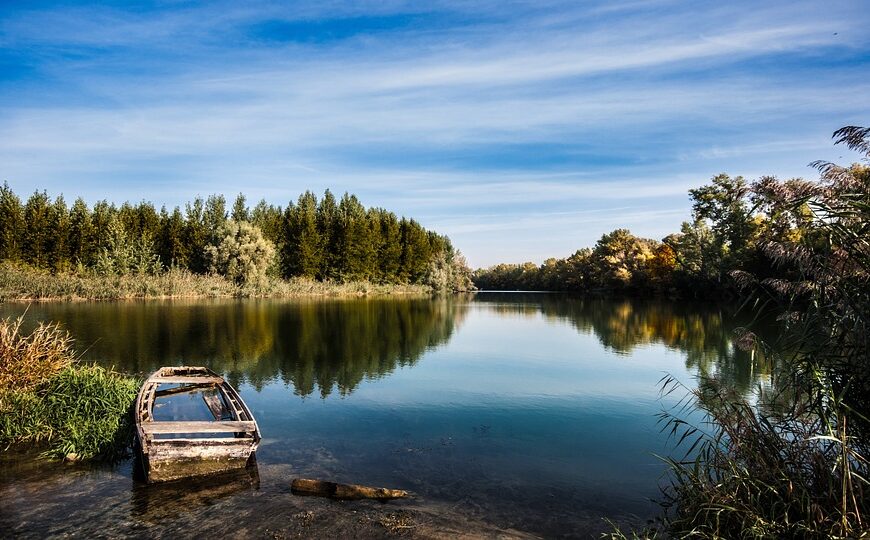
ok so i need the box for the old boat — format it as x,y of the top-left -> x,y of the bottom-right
134,366 -> 261,483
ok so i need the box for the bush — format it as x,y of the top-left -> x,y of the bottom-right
0,364 -> 139,460
205,220 -> 276,287
0,314 -> 139,460
0,315 -> 75,393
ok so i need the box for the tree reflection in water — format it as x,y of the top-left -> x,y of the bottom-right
4,293 -> 776,399
473,292 -> 778,397
6,297 -> 468,397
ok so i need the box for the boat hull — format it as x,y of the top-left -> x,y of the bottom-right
135,366 -> 261,483
143,439 -> 257,483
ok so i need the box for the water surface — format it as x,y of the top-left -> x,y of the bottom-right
0,293 -> 768,537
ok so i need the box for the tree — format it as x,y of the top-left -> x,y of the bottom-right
316,190 -> 339,280
204,194 -> 228,244
205,220 -> 276,286
336,193 -> 374,280
282,191 -> 321,278
689,174 -> 757,268
94,215 -> 134,276
231,193 -> 249,222
46,195 -> 71,272
68,197 -> 94,267
250,199 -> 283,247
592,229 -> 655,290
22,190 -> 51,267
0,182 -> 23,261
374,209 -> 402,283
158,206 -> 188,268
185,197 -> 208,273
399,218 -> 431,283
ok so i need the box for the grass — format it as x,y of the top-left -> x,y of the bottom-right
0,315 -> 139,461
0,262 -> 432,301
0,313 -> 74,393
655,376 -> 868,539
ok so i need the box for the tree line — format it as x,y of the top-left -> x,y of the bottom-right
473,165 -> 870,297
0,187 -> 473,291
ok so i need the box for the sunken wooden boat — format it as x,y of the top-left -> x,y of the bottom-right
135,366 -> 261,483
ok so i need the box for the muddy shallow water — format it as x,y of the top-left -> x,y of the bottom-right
0,293 -> 767,538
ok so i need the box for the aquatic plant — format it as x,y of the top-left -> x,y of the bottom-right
0,314 -> 139,460
0,314 -> 75,393
0,261 -> 432,301
0,364 -> 139,460
650,127 -> 870,538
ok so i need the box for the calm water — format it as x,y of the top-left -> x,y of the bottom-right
0,293 -> 768,537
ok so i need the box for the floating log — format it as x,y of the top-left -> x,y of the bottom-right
291,478 -> 409,501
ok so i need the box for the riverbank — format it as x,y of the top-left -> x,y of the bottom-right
0,315 -> 139,460
0,263 -> 433,302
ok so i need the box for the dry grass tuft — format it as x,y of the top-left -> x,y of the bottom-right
0,314 -> 75,394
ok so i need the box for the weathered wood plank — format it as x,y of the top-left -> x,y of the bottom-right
150,376 -> 224,384
141,420 -> 256,434
291,478 -> 410,501
151,438 -> 255,445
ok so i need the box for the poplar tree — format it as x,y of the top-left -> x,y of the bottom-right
316,190 -> 339,280
283,191 -> 321,278
22,190 -> 51,267
68,197 -> 94,266
158,206 -> 188,268
231,193 -> 249,222
185,197 -> 208,273
0,182 -> 23,261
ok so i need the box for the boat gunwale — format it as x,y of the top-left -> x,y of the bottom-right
135,366 -> 261,457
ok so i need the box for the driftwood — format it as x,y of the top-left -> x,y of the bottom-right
291,478 -> 410,501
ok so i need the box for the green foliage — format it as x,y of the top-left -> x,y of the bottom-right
0,314 -> 138,461
0,182 -> 23,261
231,193 -> 249,222
283,191 -> 322,279
651,126 -> 870,539
0,186 -> 459,290
0,364 -> 139,460
205,220 -> 276,287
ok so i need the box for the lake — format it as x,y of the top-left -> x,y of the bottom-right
0,293 -> 768,538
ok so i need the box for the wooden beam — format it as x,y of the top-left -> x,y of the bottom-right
150,376 -> 224,384
141,420 -> 256,434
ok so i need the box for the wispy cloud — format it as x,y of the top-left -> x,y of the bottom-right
0,0 -> 868,267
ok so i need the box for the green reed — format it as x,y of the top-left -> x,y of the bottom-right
0,314 -> 139,460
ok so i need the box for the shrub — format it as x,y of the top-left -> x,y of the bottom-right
205,220 -> 276,287
0,314 -> 75,394
0,364 -> 139,460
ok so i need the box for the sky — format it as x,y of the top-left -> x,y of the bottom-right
0,1 -> 868,268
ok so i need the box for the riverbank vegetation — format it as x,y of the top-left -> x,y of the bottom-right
0,188 -> 473,299
0,315 -> 138,460
474,131 -> 869,301
609,127 -> 870,538
0,261 -> 433,301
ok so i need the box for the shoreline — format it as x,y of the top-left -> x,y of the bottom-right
0,263 -> 438,303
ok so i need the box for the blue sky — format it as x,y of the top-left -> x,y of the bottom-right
1,1 -> 868,267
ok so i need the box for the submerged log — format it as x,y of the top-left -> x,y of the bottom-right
291,478 -> 409,501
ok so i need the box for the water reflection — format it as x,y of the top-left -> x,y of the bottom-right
0,294 -> 780,537
5,297 -> 468,397
3,293 -> 774,398
473,292 -> 775,396
130,462 -> 260,523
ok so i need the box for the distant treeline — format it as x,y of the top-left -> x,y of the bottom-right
0,186 -> 472,291
473,168 -> 869,297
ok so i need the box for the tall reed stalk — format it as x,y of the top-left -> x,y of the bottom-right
614,127 -> 870,539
